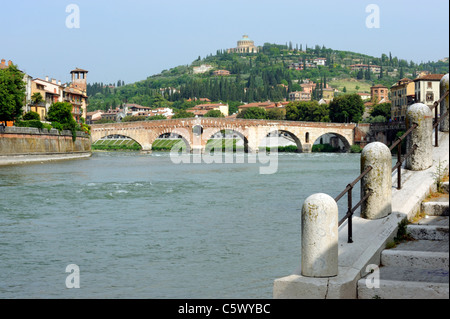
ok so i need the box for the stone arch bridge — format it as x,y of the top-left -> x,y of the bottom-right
91,118 -> 360,153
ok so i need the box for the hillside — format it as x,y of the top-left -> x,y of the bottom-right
86,43 -> 449,112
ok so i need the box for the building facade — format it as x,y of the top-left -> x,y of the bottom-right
370,84 -> 389,103
390,78 -> 415,121
227,35 -> 259,54
193,64 -> 213,74
213,70 -> 230,76
187,103 -> 229,117
289,91 -> 311,102
350,64 -> 382,74
413,74 -> 444,109
65,68 -> 89,123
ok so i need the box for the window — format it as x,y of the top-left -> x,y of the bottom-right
427,82 -> 432,89
426,92 -> 434,102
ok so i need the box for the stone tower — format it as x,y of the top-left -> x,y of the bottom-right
70,68 -> 88,92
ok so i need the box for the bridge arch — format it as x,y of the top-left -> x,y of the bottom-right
92,134 -> 143,150
203,127 -> 250,152
149,128 -> 192,152
311,132 -> 351,152
259,129 -> 303,152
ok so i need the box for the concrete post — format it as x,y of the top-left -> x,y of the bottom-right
301,193 -> 338,277
440,73 -> 449,132
361,142 -> 392,219
406,103 -> 433,170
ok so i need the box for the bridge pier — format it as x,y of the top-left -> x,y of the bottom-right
141,144 -> 152,152
302,144 -> 312,153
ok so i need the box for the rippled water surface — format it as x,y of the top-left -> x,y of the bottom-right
0,151 -> 361,298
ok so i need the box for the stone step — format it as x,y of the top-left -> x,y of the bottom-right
358,275 -> 449,299
412,215 -> 449,227
358,266 -> 449,299
407,224 -> 449,241
381,249 -> 449,269
421,198 -> 449,216
441,181 -> 449,194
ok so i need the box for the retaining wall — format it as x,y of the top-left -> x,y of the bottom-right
0,127 -> 91,155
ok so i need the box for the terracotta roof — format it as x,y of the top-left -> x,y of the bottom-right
194,103 -> 226,108
239,102 -> 275,108
187,109 -> 209,115
70,68 -> 88,73
414,74 -> 444,81
87,110 -> 103,116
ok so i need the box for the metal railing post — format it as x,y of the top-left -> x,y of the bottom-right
397,142 -> 402,189
347,184 -> 353,243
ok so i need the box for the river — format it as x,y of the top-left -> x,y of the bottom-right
0,151 -> 362,298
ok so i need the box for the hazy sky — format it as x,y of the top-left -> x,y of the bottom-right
2,0 -> 449,84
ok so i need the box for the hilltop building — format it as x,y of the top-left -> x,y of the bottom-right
213,69 -> 230,76
289,91 -> 311,102
193,64 -> 213,74
350,64 -> 382,74
227,35 -> 259,54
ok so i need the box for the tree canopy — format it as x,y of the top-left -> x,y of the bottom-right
370,102 -> 391,121
0,64 -> 26,122
204,110 -> 224,118
46,101 -> 77,130
236,107 -> 268,119
328,94 -> 364,123
172,109 -> 195,119
285,101 -> 330,122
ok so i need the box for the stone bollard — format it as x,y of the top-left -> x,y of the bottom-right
440,73 -> 449,132
301,193 -> 338,277
406,103 -> 433,170
361,142 -> 392,219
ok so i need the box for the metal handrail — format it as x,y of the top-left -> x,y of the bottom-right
336,89 -> 448,243
431,90 -> 449,147
335,165 -> 373,243
389,89 -> 449,189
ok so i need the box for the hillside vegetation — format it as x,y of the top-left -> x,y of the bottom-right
87,43 -> 449,113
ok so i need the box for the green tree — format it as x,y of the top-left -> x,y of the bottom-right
0,64 -> 26,123
329,94 -> 364,123
23,111 -> 40,121
285,101 -> 329,122
147,114 -> 167,121
267,108 -> 285,120
356,69 -> 364,80
172,110 -> 195,119
31,92 -> 44,105
285,103 -> 300,121
370,102 -> 391,121
46,101 -> 77,131
204,110 -> 224,118
236,107 -> 268,119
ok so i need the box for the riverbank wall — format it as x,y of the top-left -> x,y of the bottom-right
0,126 -> 91,165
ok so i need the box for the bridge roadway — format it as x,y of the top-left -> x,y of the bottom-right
90,118 -> 359,153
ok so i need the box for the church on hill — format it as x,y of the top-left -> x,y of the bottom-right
227,35 -> 259,54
